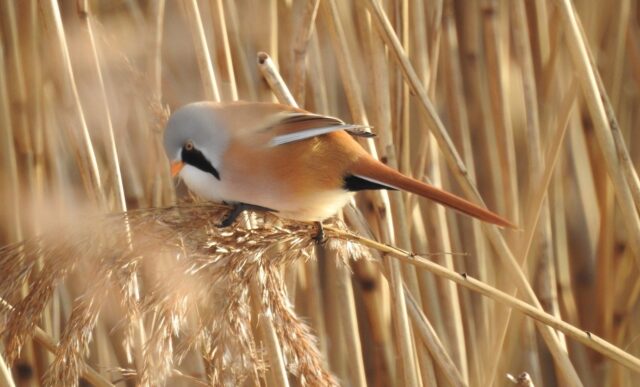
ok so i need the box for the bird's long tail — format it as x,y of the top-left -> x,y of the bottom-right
351,156 -> 516,228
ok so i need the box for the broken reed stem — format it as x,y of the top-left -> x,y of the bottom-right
257,52 -> 298,107
182,0 -> 220,101
325,228 -> 640,375
556,0 -> 640,262
361,1 -> 583,384
0,297 -> 114,387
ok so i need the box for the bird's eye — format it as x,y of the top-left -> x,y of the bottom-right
184,141 -> 194,151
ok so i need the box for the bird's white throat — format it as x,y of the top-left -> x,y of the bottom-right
179,164 -> 225,202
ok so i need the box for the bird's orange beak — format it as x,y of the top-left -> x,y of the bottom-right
171,161 -> 185,177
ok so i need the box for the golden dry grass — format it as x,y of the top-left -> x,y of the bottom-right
1,1 -> 640,386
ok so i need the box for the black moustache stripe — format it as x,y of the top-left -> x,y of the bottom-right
181,147 -> 220,180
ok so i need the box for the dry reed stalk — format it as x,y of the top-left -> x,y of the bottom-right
486,80 -> 577,385
603,0 -> 631,112
628,25 -> 640,88
571,4 -> 640,349
375,4 -> 446,382
0,44 -> 22,245
405,3 -> 451,368
2,1 -> 34,204
361,6 -> 438,384
306,33 -> 329,113
526,0 -> 551,78
249,278 -> 289,387
440,4 -> 490,382
320,2 -> 420,385
579,12 -> 640,235
361,2 -> 584,384
151,0 -> 166,101
405,287 -> 467,387
291,0 -> 320,106
77,2 -> 147,380
182,0 -> 221,102
300,254 -> 327,356
0,38 -> 33,387
342,203 -> 398,383
511,3 -> 564,363
42,0 -> 104,200
78,1 -> 126,214
557,0 -> 640,261
479,0 -> 520,225
321,250 -> 349,382
423,136 -> 470,381
327,227 -> 640,374
211,0 -> 238,101
0,355 -> 14,387
425,0 -> 443,94
397,0 -> 411,176
331,247 -> 367,387
223,0 -> 258,100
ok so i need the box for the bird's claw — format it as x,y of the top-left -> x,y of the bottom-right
313,222 -> 327,245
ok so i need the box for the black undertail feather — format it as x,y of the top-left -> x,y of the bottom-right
343,174 -> 395,192
182,146 -> 220,180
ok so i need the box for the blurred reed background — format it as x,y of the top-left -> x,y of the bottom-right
1,0 -> 640,386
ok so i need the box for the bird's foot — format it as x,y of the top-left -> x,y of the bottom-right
313,221 -> 327,245
218,203 -> 275,227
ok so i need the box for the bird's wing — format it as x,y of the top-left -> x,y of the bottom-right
266,112 -> 374,147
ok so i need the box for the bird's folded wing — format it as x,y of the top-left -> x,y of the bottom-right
267,112 -> 373,147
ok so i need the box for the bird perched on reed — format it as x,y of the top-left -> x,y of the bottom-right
164,101 -> 515,236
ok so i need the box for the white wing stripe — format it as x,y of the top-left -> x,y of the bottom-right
269,125 -> 358,147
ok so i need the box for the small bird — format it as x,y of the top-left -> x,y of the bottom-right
164,101 -> 514,234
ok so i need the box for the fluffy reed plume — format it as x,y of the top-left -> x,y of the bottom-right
0,203 -> 365,385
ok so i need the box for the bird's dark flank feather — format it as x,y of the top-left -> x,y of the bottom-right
343,174 -> 395,191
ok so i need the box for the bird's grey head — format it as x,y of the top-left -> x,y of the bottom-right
163,102 -> 229,179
